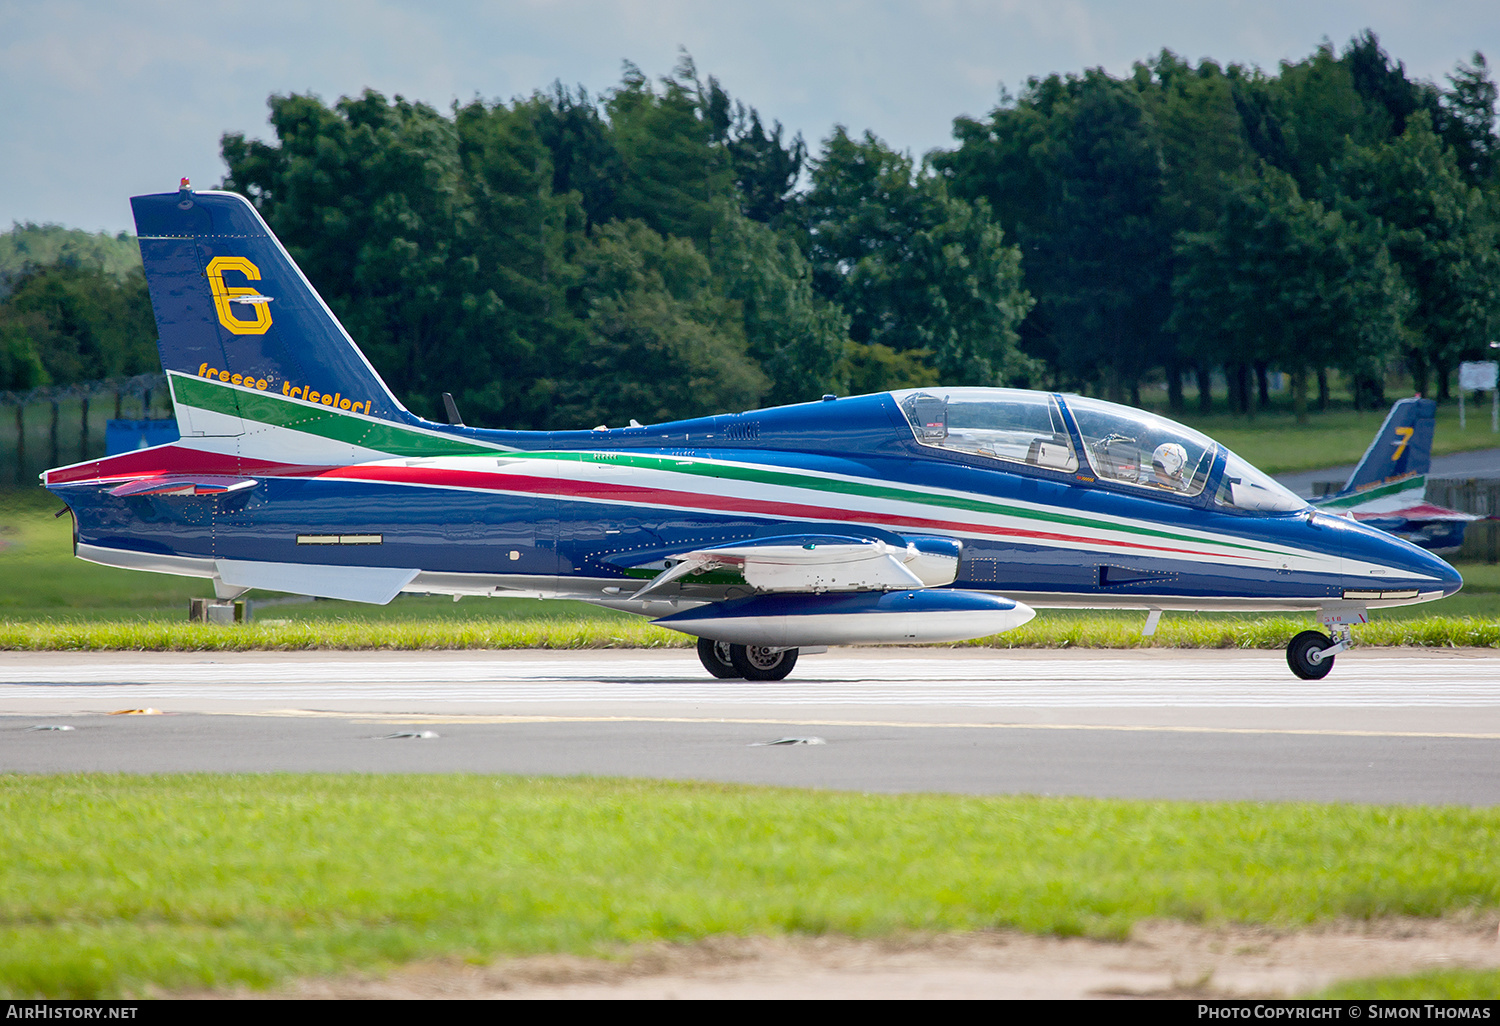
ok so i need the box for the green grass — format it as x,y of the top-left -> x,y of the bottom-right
1317,968 -> 1500,999
1,775 -> 1497,998
0,487 -> 644,625
5,486 -> 1499,649
966,612 -> 1500,650
0,616 -> 686,651
5,612 -> 1500,652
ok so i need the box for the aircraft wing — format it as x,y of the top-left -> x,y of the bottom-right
631,534 -> 960,598
634,533 -> 1035,648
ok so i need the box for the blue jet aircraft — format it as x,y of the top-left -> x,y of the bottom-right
43,186 -> 1463,681
1312,397 -> 1477,555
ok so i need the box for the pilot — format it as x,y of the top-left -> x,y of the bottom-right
1151,442 -> 1189,490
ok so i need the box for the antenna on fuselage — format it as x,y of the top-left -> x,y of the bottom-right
441,392 -> 464,427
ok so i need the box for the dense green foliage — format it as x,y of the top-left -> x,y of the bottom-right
0,224 -> 142,284
0,266 -> 156,390
939,33 -> 1500,418
216,57 -> 994,427
198,35 -> 1500,425
5,35 -> 1499,430
0,226 -> 153,391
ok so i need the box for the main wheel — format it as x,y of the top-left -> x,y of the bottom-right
697,637 -> 740,679
1287,630 -> 1334,680
729,644 -> 799,682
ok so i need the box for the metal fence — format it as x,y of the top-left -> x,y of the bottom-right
0,374 -> 169,488
1427,477 -> 1500,517
1427,477 -> 1500,563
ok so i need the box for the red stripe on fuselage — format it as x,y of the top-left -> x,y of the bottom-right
323,463 -> 1243,561
45,445 -> 329,486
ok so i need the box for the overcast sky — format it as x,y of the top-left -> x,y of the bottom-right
3,0 -> 1496,235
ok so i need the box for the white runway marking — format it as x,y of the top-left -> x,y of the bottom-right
2,653 -> 1498,708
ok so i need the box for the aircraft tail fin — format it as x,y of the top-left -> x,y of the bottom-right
132,184 -> 413,443
1317,397 -> 1436,511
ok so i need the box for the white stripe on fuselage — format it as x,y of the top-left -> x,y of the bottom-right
302,453 -> 1440,584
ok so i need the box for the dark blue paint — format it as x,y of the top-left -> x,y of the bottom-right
54,456 -> 1462,603
53,188 -> 1465,612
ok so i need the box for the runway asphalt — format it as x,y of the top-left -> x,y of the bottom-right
3,647 -> 1498,803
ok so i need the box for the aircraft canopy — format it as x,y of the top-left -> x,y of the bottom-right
894,388 -> 1307,514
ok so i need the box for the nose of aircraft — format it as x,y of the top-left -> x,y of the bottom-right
1426,547 -> 1463,598
1338,514 -> 1463,600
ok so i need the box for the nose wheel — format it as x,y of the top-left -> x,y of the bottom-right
1287,623 -> 1352,680
1286,630 -> 1334,679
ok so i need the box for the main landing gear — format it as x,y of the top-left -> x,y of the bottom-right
1286,622 -> 1354,680
696,637 -> 799,681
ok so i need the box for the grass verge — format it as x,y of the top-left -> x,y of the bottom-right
0,616 -> 685,651
964,613 -> 1500,650
6,488 -> 1499,650
1317,968 -> 1500,999
2,612 -> 1500,651
1,775 -> 1498,998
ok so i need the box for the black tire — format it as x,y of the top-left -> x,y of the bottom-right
1287,630 -> 1334,680
729,644 -> 799,682
697,637 -> 740,679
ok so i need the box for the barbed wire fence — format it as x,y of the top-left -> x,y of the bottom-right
0,374 -> 169,488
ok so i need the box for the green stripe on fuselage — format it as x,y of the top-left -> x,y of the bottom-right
172,374 -> 1278,557
517,451 -> 1276,556
170,373 -> 499,457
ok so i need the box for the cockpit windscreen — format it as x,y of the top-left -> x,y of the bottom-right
1214,449 -> 1309,513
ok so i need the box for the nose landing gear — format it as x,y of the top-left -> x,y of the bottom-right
1286,620 -> 1355,680
1287,630 -> 1334,679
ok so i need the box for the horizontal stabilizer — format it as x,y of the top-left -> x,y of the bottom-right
109,476 -> 257,497
1351,503 -> 1478,523
214,559 -> 418,604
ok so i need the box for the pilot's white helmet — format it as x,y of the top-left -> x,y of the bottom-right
1152,442 -> 1187,478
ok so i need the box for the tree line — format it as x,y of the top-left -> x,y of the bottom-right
940,32 -> 1500,419
2,33 -> 1497,428
0,225 -> 155,395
